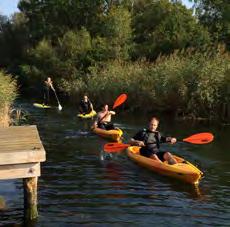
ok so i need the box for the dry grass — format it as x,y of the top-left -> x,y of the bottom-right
0,105 -> 10,127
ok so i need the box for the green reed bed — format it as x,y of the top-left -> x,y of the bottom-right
83,46 -> 230,119
0,71 -> 17,127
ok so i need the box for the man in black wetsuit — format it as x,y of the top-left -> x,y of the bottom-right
129,117 -> 177,164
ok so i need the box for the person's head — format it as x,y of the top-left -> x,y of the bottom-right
148,117 -> 159,132
83,95 -> 88,102
102,104 -> 108,111
47,77 -> 52,83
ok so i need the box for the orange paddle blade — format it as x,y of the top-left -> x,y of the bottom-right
183,133 -> 214,144
104,143 -> 130,153
112,93 -> 127,109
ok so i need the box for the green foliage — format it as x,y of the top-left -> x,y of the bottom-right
0,12 -> 29,70
21,28 -> 93,89
0,0 -> 229,121
194,0 -> 230,48
0,70 -> 17,110
81,46 -> 230,118
18,0 -> 107,42
58,28 -> 92,73
10,108 -> 29,126
0,70 -> 17,126
132,0 -> 211,60
99,7 -> 132,60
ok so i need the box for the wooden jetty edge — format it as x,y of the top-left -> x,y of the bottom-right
0,125 -> 46,220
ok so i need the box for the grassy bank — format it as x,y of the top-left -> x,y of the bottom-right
0,71 -> 17,127
58,46 -> 230,120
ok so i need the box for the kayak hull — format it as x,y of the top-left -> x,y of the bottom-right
127,146 -> 203,185
92,127 -> 123,142
78,110 -> 97,119
33,103 -> 51,109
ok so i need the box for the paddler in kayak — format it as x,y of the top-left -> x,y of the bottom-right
93,104 -> 116,130
79,95 -> 94,115
43,77 -> 55,106
129,117 -> 178,165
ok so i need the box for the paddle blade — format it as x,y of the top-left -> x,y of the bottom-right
104,143 -> 130,153
58,104 -> 62,111
112,93 -> 127,109
183,133 -> 214,144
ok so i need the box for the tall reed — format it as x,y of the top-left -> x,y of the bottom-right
0,71 -> 17,127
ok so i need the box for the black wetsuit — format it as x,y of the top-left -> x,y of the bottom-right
97,121 -> 115,130
132,129 -> 172,161
43,82 -> 52,105
79,100 -> 92,114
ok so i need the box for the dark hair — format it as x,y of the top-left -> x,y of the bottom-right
101,104 -> 108,109
150,117 -> 159,123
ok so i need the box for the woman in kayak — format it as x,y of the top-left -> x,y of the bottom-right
93,104 -> 116,130
129,117 -> 177,164
79,95 -> 94,115
43,77 -> 55,105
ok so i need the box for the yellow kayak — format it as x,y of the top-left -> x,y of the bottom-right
127,146 -> 203,185
33,103 -> 51,109
77,110 -> 97,119
92,127 -> 123,142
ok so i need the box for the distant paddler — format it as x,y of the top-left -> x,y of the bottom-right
79,95 -> 94,115
43,76 -> 62,110
43,77 -> 55,106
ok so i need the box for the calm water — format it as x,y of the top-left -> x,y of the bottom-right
0,101 -> 229,226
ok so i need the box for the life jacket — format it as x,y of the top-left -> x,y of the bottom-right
142,129 -> 161,152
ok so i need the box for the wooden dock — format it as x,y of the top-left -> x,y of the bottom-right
0,125 -> 46,220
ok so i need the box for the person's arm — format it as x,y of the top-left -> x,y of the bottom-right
159,133 -> 177,144
108,110 -> 115,115
92,113 -> 100,128
129,130 -> 145,146
50,82 -> 55,91
89,101 -> 93,111
92,120 -> 97,128
129,138 -> 145,146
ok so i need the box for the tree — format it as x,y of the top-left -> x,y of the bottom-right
18,0 -> 111,43
95,6 -> 132,60
192,0 -> 230,48
0,12 -> 29,70
132,0 -> 210,60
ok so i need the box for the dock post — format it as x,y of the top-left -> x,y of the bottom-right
23,177 -> 38,220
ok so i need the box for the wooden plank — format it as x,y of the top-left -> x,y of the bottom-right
0,144 -> 42,151
0,125 -> 46,164
0,163 -> 41,180
0,150 -> 45,165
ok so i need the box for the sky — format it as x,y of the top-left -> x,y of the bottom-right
0,0 -> 193,17
0,0 -> 19,17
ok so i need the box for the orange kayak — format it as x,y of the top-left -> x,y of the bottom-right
127,146 -> 203,185
92,127 -> 123,142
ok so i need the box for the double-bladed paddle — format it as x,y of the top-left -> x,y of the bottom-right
103,132 -> 214,153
